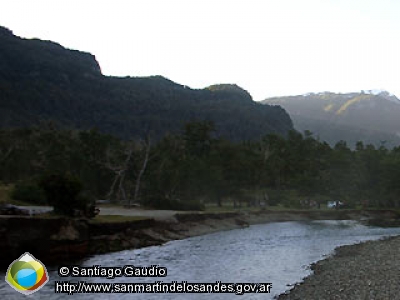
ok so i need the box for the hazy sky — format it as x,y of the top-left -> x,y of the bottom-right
1,0 -> 399,100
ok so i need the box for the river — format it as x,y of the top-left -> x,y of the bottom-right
2,220 -> 400,299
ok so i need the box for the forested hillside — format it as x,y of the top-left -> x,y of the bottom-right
0,26 -> 292,141
262,91 -> 400,148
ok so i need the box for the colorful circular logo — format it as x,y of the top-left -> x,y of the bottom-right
5,252 -> 49,295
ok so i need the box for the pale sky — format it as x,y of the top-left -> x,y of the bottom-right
1,0 -> 399,100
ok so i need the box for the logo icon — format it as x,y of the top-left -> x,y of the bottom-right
5,252 -> 49,295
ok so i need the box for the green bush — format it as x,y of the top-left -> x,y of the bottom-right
39,173 -> 89,216
11,182 -> 46,204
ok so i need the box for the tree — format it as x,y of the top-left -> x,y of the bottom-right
39,173 -> 88,216
184,121 -> 215,157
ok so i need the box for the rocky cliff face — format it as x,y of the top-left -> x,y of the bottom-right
0,26 -> 101,83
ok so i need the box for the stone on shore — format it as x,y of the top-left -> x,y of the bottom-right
278,236 -> 400,300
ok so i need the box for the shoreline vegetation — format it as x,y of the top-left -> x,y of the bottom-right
3,123 -> 400,214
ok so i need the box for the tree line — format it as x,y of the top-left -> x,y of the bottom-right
1,122 -> 400,210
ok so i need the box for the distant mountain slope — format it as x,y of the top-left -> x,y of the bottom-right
262,91 -> 400,148
0,26 -> 293,140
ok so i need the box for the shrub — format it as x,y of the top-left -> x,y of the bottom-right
39,173 -> 89,216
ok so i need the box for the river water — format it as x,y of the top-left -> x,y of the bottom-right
2,220 -> 400,299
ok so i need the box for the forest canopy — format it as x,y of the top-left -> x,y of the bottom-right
1,123 -> 400,210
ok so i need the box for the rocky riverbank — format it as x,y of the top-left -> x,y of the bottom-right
1,209 -> 399,270
277,235 -> 400,300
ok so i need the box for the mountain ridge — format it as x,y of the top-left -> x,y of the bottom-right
0,25 -> 293,141
262,91 -> 400,148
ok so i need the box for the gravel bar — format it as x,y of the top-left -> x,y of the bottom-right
277,236 -> 400,300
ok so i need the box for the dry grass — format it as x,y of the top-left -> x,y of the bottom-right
0,184 -> 13,204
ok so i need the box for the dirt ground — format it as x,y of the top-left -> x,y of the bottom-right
21,205 -> 178,221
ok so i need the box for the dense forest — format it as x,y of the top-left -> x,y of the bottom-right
0,26 -> 292,141
1,123 -> 400,210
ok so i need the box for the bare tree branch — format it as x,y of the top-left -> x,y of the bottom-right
105,144 -> 134,202
0,146 -> 13,163
132,136 -> 151,205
